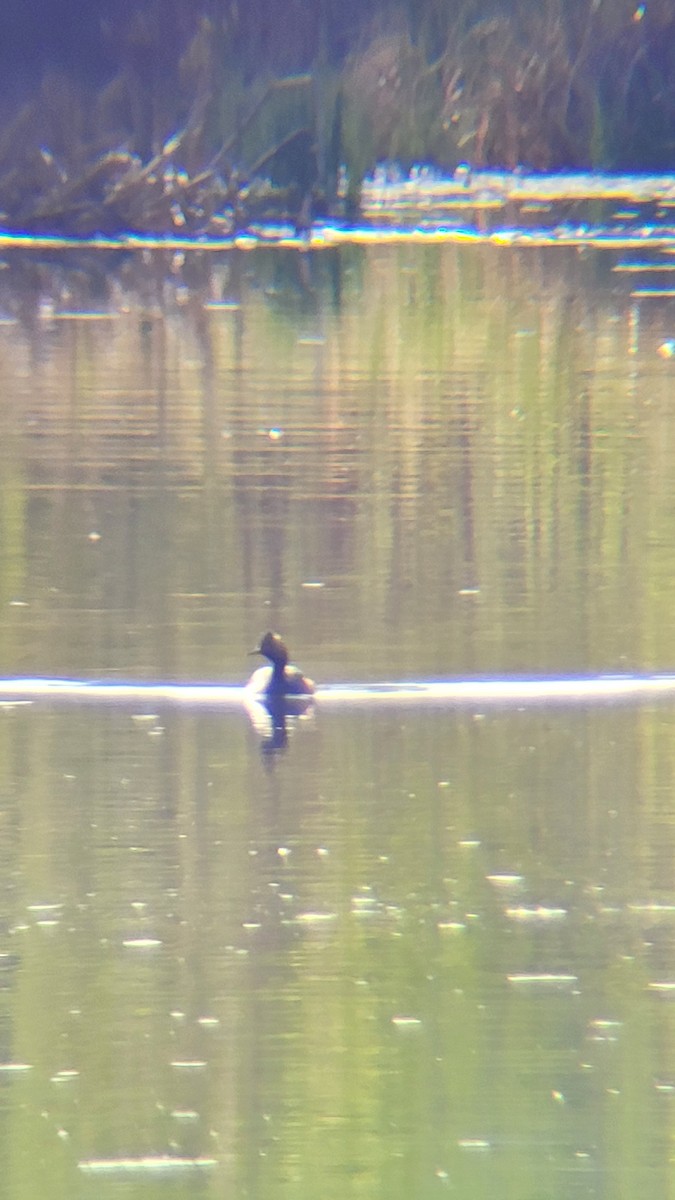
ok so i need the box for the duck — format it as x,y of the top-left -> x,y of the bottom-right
247,632 -> 315,699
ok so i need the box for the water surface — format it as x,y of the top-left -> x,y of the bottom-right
0,238 -> 674,1198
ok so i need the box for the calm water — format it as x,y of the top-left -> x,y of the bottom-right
0,242 -> 675,1198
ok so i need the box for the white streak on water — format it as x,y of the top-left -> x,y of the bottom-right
78,1157 -> 217,1175
0,675 -> 674,708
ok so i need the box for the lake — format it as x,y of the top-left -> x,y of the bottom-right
0,234 -> 674,1199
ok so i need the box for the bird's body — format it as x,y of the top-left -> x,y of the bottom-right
247,632 -> 315,699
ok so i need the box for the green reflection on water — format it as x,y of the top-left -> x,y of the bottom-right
0,243 -> 672,1197
0,241 -> 667,681
0,705 -> 672,1198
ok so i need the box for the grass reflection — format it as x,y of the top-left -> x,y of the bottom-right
0,241 -> 671,1196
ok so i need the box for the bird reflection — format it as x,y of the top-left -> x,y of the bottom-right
244,690 -> 314,754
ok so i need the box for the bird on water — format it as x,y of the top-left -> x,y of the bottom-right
247,632 -> 315,698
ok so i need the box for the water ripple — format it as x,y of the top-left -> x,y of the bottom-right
0,674 -> 674,708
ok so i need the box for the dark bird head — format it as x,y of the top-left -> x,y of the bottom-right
250,631 -> 289,667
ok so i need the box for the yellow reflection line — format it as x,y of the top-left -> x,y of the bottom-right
1,228 -> 675,252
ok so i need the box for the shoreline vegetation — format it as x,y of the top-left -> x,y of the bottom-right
0,0 -> 673,237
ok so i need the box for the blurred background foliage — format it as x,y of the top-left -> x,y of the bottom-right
0,0 -> 673,225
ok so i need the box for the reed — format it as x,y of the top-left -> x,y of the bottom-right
0,0 -> 670,234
